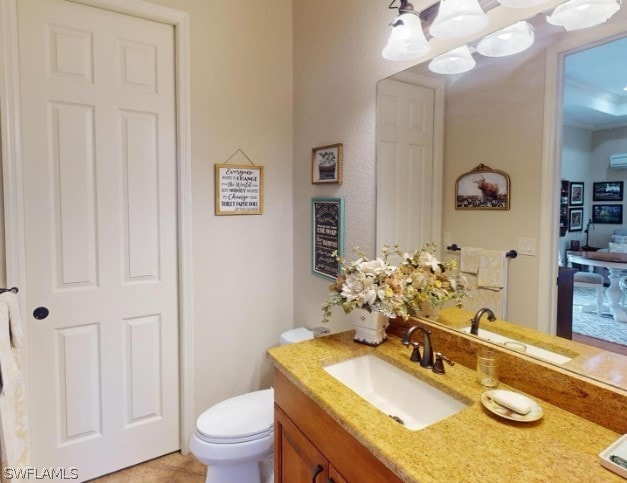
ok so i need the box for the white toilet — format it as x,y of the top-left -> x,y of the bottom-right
190,327 -> 314,483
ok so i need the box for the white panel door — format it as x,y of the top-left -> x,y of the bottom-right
18,0 -> 179,479
376,79 -> 435,252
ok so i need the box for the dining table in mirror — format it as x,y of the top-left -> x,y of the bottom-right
568,252 -> 627,323
376,6 -> 627,391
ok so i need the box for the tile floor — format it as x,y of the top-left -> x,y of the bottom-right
89,452 -> 205,482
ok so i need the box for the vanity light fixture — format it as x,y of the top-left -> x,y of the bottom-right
429,0 -> 489,39
476,21 -> 535,57
546,0 -> 621,31
382,0 -> 431,61
428,44 -> 476,74
497,0 -> 551,7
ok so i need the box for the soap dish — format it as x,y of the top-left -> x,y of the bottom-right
599,434 -> 627,479
480,390 -> 543,422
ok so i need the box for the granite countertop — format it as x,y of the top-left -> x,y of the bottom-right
268,331 -> 624,482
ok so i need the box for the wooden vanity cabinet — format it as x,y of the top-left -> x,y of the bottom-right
275,406 -> 333,482
274,369 -> 401,483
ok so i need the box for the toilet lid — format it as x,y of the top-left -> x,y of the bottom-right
196,388 -> 274,444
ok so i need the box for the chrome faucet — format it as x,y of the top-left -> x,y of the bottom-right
470,307 -> 496,335
401,325 -> 434,368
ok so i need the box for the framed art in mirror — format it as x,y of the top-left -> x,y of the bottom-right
593,181 -> 623,202
593,204 -> 623,224
455,164 -> 510,210
569,182 -> 584,206
568,207 -> 583,231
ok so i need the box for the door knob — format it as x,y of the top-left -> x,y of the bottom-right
33,307 -> 49,320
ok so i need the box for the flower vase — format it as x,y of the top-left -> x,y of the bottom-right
416,303 -> 441,320
352,312 -> 389,346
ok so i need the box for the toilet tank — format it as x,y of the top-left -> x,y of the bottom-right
279,327 -> 314,345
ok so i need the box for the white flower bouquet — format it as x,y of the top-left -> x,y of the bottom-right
322,244 -> 468,323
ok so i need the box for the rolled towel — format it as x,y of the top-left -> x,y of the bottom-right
491,390 -> 533,415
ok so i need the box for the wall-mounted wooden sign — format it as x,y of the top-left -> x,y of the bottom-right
311,197 -> 344,280
215,163 -> 264,215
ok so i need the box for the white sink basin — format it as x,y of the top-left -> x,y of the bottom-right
323,354 -> 469,430
460,327 -> 572,365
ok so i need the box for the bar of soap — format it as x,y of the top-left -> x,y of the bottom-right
491,390 -> 533,415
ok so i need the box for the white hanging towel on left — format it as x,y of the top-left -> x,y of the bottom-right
460,247 -> 508,319
0,293 -> 31,479
460,247 -> 481,274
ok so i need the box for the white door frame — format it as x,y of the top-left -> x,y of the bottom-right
537,21 -> 627,336
0,0 -> 195,454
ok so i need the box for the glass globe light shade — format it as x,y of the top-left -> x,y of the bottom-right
476,21 -> 535,57
428,45 -> 476,74
429,0 -> 489,39
546,0 -> 620,31
497,0 -> 550,7
382,13 -> 431,60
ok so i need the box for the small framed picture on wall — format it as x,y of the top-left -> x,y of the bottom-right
455,163 -> 510,210
569,182 -> 584,206
593,181 -> 624,201
311,197 -> 344,280
312,143 -> 343,184
593,204 -> 623,224
569,207 -> 583,231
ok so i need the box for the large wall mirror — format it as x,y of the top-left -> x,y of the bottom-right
376,7 -> 627,391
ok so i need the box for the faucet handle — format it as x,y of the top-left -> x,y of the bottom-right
410,342 -> 421,363
432,352 -> 454,375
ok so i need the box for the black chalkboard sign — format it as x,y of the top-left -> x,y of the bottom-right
312,197 -> 344,280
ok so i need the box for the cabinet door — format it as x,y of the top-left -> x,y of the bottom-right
274,369 -> 402,483
328,465 -> 348,483
275,407 -> 329,482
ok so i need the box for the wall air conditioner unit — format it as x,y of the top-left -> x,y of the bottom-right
610,153 -> 627,169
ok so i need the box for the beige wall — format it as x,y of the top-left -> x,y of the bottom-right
3,0 -> 294,419
441,52 -> 546,328
146,0 -> 294,415
292,1 -> 420,332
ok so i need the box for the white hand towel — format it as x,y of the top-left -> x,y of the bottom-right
0,302 -> 31,472
477,250 -> 507,290
460,247 -> 481,274
0,292 -> 23,349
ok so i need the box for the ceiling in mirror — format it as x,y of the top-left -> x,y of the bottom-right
396,9 -> 627,132
563,37 -> 627,129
